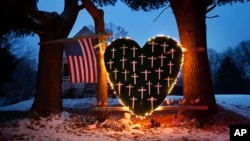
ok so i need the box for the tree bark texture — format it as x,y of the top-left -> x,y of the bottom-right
32,43 -> 63,117
30,0 -> 81,117
170,0 -> 217,115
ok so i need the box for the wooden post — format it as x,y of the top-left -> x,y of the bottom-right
96,35 -> 109,122
81,0 -> 109,121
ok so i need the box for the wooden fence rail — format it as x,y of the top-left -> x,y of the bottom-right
92,105 -> 208,112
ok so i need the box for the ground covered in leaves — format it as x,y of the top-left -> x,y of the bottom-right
0,105 -> 249,141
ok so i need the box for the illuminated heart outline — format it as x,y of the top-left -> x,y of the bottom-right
104,36 -> 183,117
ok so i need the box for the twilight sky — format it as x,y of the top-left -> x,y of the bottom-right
35,0 -> 250,53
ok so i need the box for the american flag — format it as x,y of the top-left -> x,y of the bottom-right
63,38 -> 97,83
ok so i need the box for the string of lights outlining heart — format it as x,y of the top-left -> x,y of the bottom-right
104,35 -> 184,117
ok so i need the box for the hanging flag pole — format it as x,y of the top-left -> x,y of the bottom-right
38,33 -> 112,45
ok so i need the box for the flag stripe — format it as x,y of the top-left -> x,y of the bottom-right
81,40 -> 90,82
63,38 -> 97,83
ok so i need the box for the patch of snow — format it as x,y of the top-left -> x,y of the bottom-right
0,94 -> 249,141
216,94 -> 250,119
1,111 -> 230,141
1,95 -> 250,120
0,99 -> 33,111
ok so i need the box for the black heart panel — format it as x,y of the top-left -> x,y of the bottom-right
104,36 -> 183,117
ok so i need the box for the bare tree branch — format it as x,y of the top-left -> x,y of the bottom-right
206,3 -> 216,13
206,15 -> 219,18
152,6 -> 170,22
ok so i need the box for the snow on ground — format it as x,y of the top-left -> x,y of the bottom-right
1,95 -> 249,119
215,95 -> 250,119
0,94 -> 249,141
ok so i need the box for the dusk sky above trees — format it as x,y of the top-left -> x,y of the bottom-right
32,0 -> 250,53
1,2 -> 250,139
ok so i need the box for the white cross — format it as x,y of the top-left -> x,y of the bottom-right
138,86 -> 147,99
111,48 -> 116,58
120,56 -> 127,69
122,69 -> 129,81
130,46 -> 138,58
155,68 -> 164,80
168,61 -> 174,74
169,48 -> 175,59
148,41 -> 158,53
130,96 -> 137,109
154,82 -> 162,95
131,60 -> 138,72
147,97 -> 157,110
146,81 -> 152,95
107,59 -> 114,69
126,84 -> 134,96
113,68 -> 119,80
120,44 -> 128,55
164,77 -> 173,87
141,70 -> 151,81
158,54 -> 166,67
131,73 -> 138,84
148,56 -> 157,68
138,54 -> 146,65
160,42 -> 169,53
116,81 -> 123,95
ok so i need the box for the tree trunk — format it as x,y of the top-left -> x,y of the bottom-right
82,0 -> 108,122
31,41 -> 63,117
30,0 -> 81,117
169,0 -> 217,118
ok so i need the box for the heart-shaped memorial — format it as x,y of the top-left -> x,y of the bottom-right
104,35 -> 183,117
